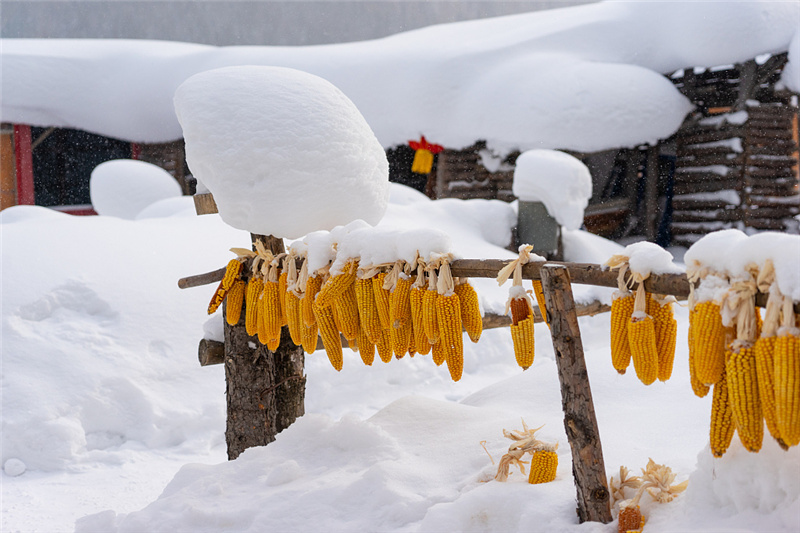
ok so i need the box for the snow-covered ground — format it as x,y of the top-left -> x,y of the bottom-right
3,184 -> 799,533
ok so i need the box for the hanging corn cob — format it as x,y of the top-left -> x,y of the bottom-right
316,259 -> 358,309
423,269 -> 440,345
532,279 -> 549,328
687,309 -> 710,397
385,261 -> 413,358
208,258 -> 244,314
647,294 -> 677,382
709,363 -> 734,457
302,274 -> 322,329
774,294 -> 800,447
335,282 -> 361,343
455,278 -> 483,343
606,257 -> 635,375
408,135 -> 444,174
225,280 -> 247,326
355,272 -> 383,345
410,262 -> 432,356
721,272 -> 763,453
497,245 -> 541,370
372,271 -> 392,330
260,259 -> 284,348
356,327 -> 375,366
314,299 -> 343,371
436,256 -> 464,381
627,270 -> 658,386
376,326 -> 393,364
245,275 -> 264,337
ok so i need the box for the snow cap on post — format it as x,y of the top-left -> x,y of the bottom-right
512,149 -> 592,231
174,66 -> 390,239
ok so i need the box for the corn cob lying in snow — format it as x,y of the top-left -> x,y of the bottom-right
492,419 -> 558,485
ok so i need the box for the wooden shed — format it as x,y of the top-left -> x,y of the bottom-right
407,53 -> 799,246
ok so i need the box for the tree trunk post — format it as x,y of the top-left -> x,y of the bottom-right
540,264 -> 612,524
223,233 -> 306,460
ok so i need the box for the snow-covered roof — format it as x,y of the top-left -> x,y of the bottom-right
1,1 -> 797,154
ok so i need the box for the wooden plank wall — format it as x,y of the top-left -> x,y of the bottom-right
137,140 -> 191,194
434,143 -> 515,202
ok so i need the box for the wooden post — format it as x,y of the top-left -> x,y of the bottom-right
223,233 -> 306,460
540,264 -> 612,524
645,146 -> 659,242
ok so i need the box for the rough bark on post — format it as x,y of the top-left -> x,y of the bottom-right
223,233 -> 305,460
540,264 -> 612,524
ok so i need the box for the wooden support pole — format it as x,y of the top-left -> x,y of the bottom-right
645,146 -> 659,242
540,264 -> 612,524
223,233 -> 306,460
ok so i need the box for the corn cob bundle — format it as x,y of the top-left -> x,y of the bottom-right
376,327 -> 393,363
628,277 -> 658,386
372,271 -> 392,330
423,269 -> 440,345
225,280 -> 247,326
437,258 -> 464,381
316,259 -> 358,309
355,275 -> 383,345
647,294 -> 677,381
410,266 -> 431,356
687,309 -> 711,397
527,447 -> 558,485
774,295 -> 800,447
314,299 -> 343,371
497,245 -> 540,370
710,363 -> 735,457
208,258 -> 244,314
455,279 -> 483,343
532,279 -> 549,328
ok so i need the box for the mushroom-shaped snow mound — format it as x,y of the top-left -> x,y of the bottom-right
174,66 -> 390,239
90,159 -> 183,220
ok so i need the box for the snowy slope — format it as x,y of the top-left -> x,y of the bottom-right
3,1 -> 798,153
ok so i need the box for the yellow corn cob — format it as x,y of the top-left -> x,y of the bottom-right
694,301 -> 728,385
688,311 -> 711,397
617,504 -> 644,533
411,147 -> 434,174
372,272 -> 392,330
356,278 -> 383,344
301,275 -> 321,328
726,344 -> 763,452
754,336 -> 785,447
423,288 -> 440,345
277,270 -> 288,327
710,364 -> 735,457
610,292 -> 634,374
225,279 -> 246,326
245,277 -> 264,336
261,281 -> 283,344
314,300 -> 343,371
391,321 -> 412,359
284,292 -> 304,346
356,327 -> 375,366
376,327 -> 393,363
410,287 -> 431,355
532,279 -> 549,327
774,333 -> 800,447
390,277 -> 412,329
437,292 -> 464,381
628,315 -> 658,386
335,284 -> 361,342
301,322 -> 318,354
208,259 -> 243,314
511,315 -> 535,370
647,297 -> 677,381
431,340 -> 446,366
527,450 -> 557,484
455,281 -> 483,343
316,262 -> 357,309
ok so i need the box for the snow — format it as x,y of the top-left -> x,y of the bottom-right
3,1 -> 798,153
621,241 -> 683,278
512,149 -> 592,231
174,66 -> 389,238
89,159 -> 182,220
781,29 -> 800,92
3,185 -> 799,532
685,230 -> 800,300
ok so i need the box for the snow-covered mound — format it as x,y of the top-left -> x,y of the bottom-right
512,149 -> 592,231
174,66 -> 389,238
90,159 -> 183,219
3,2 -> 797,152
